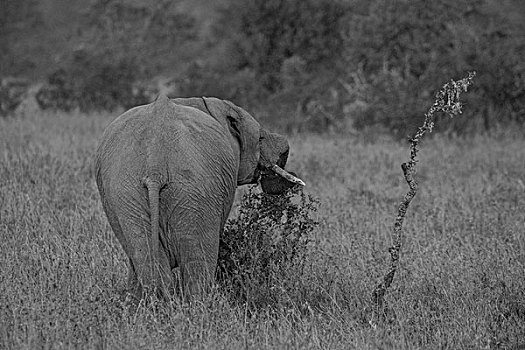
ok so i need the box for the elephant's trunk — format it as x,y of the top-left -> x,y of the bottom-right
270,165 -> 305,186
258,129 -> 305,192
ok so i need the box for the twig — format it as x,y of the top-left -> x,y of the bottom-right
369,72 -> 476,328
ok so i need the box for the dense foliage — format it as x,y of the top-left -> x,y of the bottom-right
181,0 -> 349,131
343,0 -> 525,137
1,0 -> 523,136
185,0 -> 525,136
35,0 -> 195,112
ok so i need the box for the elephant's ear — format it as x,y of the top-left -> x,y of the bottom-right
202,97 -> 261,185
173,97 -> 243,145
202,97 -> 245,150
226,115 -> 242,148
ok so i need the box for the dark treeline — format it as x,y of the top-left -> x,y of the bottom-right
1,0 -> 524,137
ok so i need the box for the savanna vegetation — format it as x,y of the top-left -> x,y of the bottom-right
1,110 -> 524,349
1,0 -> 524,349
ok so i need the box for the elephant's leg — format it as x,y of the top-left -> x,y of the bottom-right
99,197 -> 143,296
178,237 -> 219,298
127,258 -> 140,296
178,191 -> 236,298
169,207 -> 222,299
114,212 -> 173,297
161,172 -> 236,299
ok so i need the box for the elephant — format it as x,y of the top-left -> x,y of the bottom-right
95,95 -> 304,299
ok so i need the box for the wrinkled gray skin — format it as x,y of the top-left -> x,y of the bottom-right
95,95 -> 295,299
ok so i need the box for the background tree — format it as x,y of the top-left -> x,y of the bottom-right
0,0 -> 42,76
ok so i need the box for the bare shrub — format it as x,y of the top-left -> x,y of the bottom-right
370,72 -> 476,327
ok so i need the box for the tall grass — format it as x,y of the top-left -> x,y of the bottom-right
1,111 -> 524,349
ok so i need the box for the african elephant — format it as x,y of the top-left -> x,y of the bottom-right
95,95 -> 304,299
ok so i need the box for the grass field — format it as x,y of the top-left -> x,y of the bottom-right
1,111 -> 524,349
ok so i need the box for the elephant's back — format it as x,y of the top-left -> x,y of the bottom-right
97,97 -> 228,151
95,99 -> 237,195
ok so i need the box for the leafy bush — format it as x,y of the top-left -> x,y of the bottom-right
343,0 -> 525,137
217,186 -> 319,309
180,0 -> 348,130
187,0 -> 524,136
0,0 -> 42,77
219,0 -> 346,91
85,0 -> 196,72
8,0 -> 523,137
0,77 -> 31,116
37,0 -> 196,112
36,53 -> 149,112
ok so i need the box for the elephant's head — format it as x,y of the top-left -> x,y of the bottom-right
171,97 -> 304,194
256,130 -> 305,194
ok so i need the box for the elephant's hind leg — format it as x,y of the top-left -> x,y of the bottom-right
114,209 -> 173,297
174,224 -> 221,299
180,256 -> 217,298
99,196 -> 143,296
125,258 -> 141,298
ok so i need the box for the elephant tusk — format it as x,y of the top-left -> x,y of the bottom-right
271,165 -> 306,187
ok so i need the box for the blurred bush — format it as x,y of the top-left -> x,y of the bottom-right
36,53 -> 148,112
37,0 -> 195,112
218,0 -> 346,91
179,0 -> 349,132
3,0 -> 523,137
0,78 -> 31,116
342,0 -> 525,137
0,0 -> 42,77
181,0 -> 524,137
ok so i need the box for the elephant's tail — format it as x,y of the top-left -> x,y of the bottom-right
143,175 -> 165,282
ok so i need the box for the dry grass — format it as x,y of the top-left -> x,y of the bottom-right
1,111 -> 524,349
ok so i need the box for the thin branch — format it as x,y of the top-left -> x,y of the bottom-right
370,72 -> 476,328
